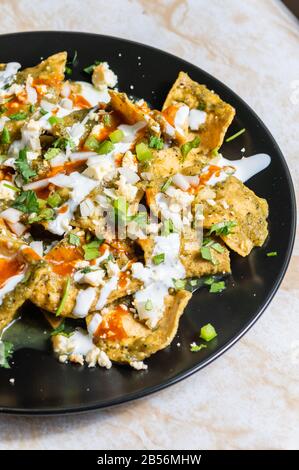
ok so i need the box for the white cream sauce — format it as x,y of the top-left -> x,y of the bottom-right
131,233 -> 185,328
0,62 -> 21,90
0,273 -> 25,306
207,153 -> 271,186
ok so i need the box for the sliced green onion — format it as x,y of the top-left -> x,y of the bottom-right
97,139 -> 114,155
103,114 -> 111,126
181,136 -> 200,160
48,115 -> 62,126
44,148 -> 61,161
200,246 -> 217,265
1,126 -> 10,144
225,128 -> 246,143
9,111 -> 28,121
209,281 -> 226,293
47,192 -> 62,208
109,129 -> 124,143
145,299 -> 153,311
68,233 -> 81,247
173,279 -> 186,290
3,183 -> 20,192
56,277 -> 71,316
267,251 -> 277,257
148,135 -> 164,150
190,343 -> 207,352
200,323 -> 217,341
161,177 -> 172,192
152,253 -> 165,265
84,136 -> 101,152
135,142 -> 153,162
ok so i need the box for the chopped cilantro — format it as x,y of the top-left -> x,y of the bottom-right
50,321 -> 74,337
53,137 -> 75,151
208,220 -> 237,236
13,190 -> 39,213
28,208 -> 54,223
15,148 -> 36,183
83,238 -> 103,260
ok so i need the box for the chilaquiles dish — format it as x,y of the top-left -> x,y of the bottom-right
0,53 -> 269,370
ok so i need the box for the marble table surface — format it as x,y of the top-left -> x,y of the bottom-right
0,0 -> 298,450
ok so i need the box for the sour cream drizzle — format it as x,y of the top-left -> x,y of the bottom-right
206,153 -> 271,185
131,233 -> 185,328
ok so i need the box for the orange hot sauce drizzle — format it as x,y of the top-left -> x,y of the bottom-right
162,105 -> 179,127
199,165 -> 221,186
45,245 -> 83,276
94,305 -> 128,341
0,256 -> 25,288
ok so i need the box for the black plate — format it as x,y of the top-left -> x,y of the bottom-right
0,31 -> 296,415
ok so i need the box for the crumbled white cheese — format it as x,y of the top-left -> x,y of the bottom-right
117,174 -> 138,202
0,180 -> 17,200
92,62 -> 118,89
129,360 -> 148,371
188,109 -> 206,130
72,287 -> 96,318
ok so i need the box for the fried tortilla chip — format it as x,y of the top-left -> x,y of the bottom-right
89,290 -> 191,363
198,176 -> 269,256
138,230 -> 230,278
16,52 -> 67,94
163,72 -> 235,156
0,228 -> 43,331
109,90 -> 159,132
29,232 -> 141,317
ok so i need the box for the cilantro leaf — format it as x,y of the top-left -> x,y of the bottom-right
13,190 -> 39,213
208,220 -> 237,236
83,238 -> 103,260
15,148 -> 36,183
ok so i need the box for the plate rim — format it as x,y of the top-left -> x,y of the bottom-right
0,30 -> 296,415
